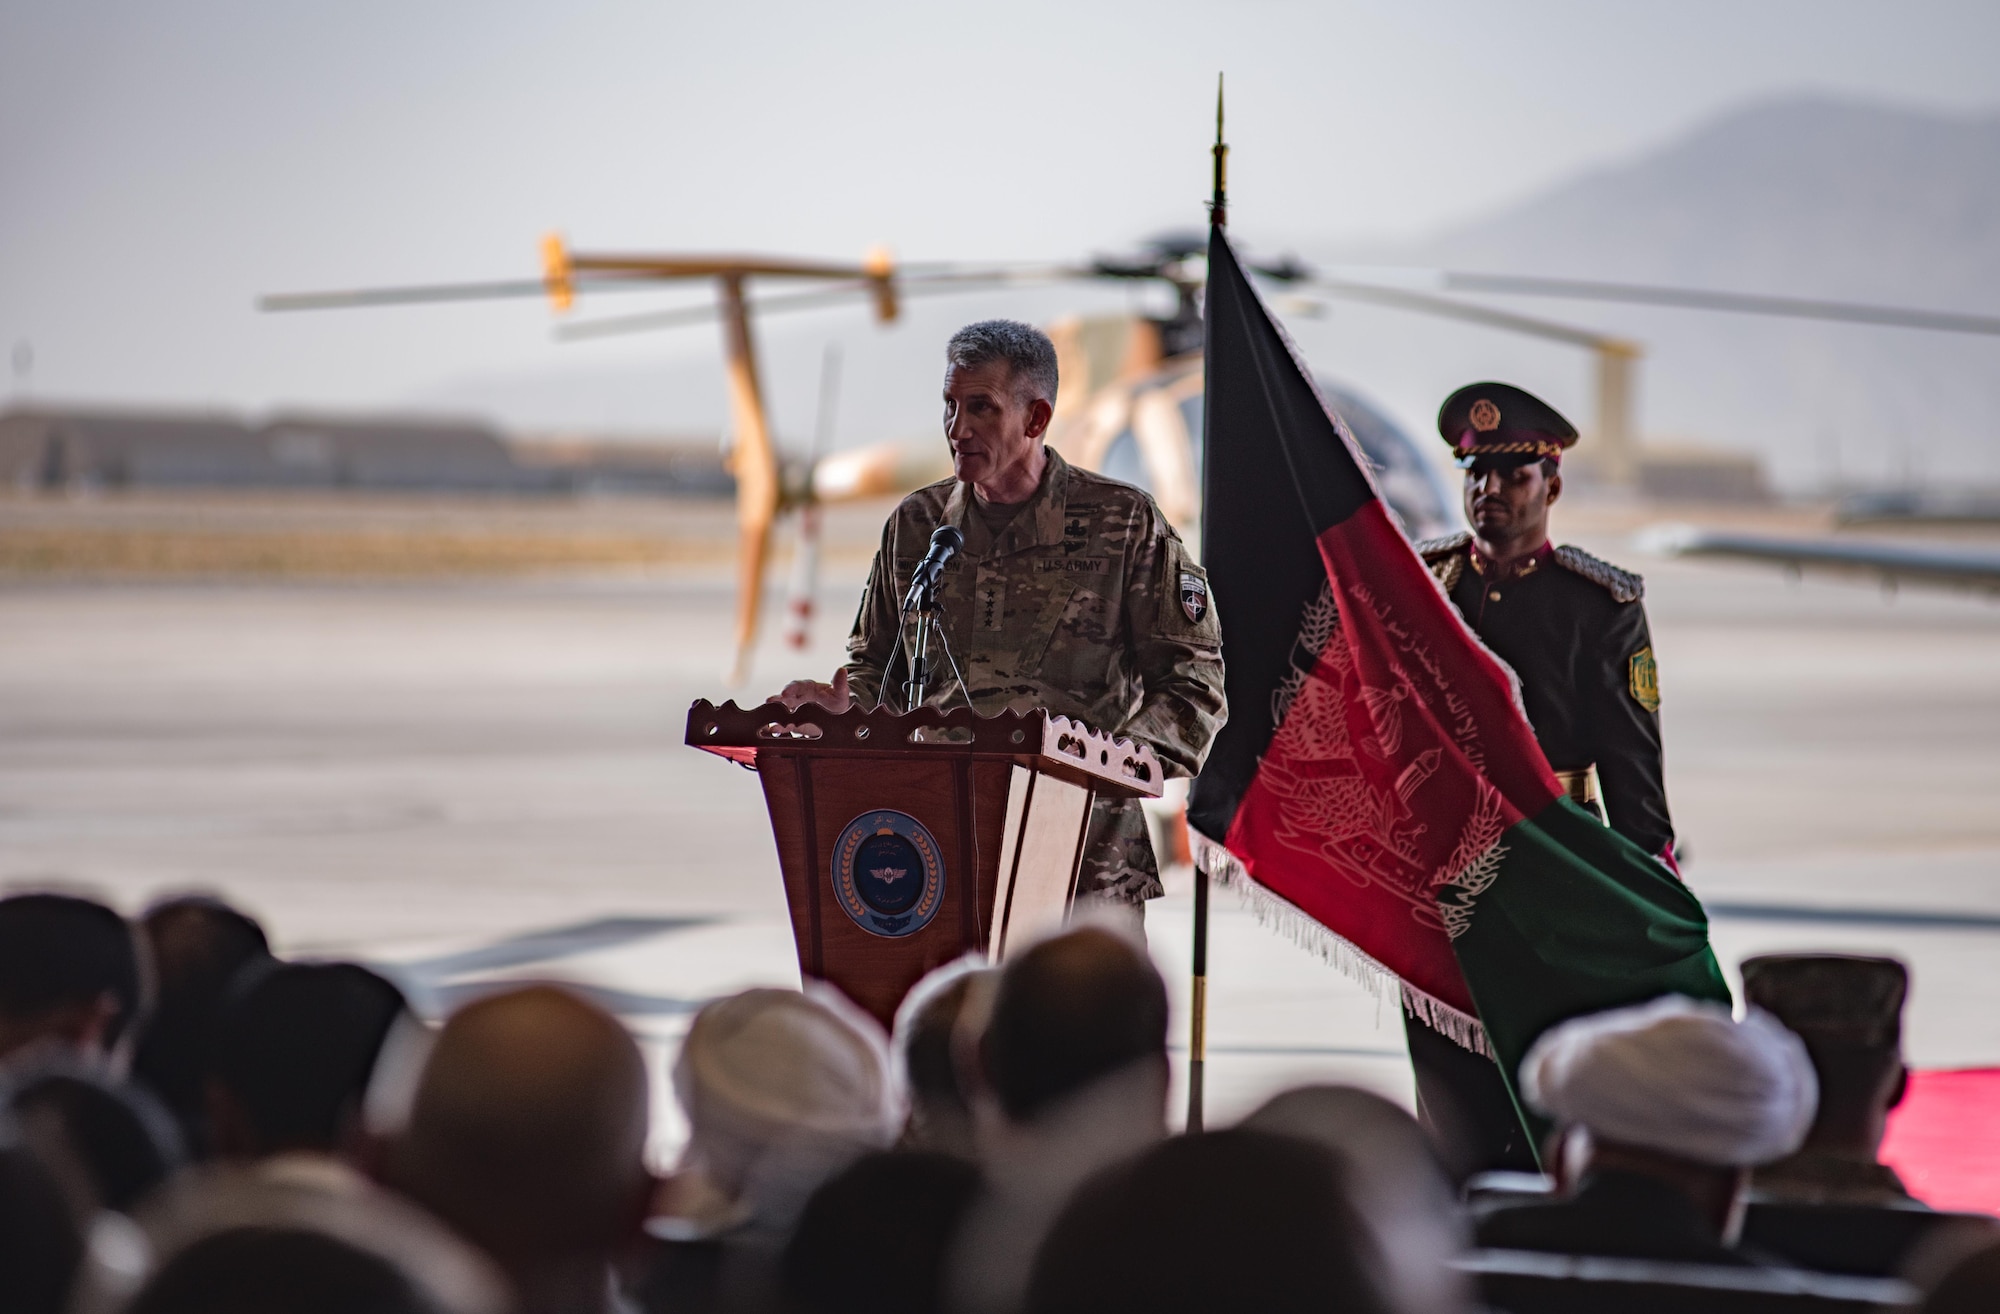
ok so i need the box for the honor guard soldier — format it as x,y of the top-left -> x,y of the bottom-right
1409,381 -> 1678,1178
781,320 -> 1227,918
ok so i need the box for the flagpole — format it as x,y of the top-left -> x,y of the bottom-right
1209,73 -> 1227,230
1187,73 -> 1225,1135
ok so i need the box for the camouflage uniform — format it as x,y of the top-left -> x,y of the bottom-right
844,447 -> 1227,903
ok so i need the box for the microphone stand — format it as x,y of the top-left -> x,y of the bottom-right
900,523 -> 963,713
903,574 -> 943,713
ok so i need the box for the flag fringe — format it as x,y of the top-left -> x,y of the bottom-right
1192,835 -> 1492,1058
1397,981 -> 1494,1057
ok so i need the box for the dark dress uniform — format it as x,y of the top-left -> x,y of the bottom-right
1419,534 -> 1672,857
1405,382 -> 1678,1180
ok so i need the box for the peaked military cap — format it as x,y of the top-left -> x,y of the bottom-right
1740,954 -> 1908,1050
1438,382 -> 1579,466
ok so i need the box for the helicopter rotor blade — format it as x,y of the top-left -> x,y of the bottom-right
730,514 -> 775,687
259,280 -> 553,312
1292,278 -> 1632,351
554,283 -> 873,341
713,274 -> 784,686
257,274 -> 664,313
552,265 -> 1094,343
1305,267 -> 2000,339
1437,271 -> 2000,337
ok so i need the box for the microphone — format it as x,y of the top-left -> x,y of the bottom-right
903,524 -> 965,612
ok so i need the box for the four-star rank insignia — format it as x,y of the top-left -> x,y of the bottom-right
1629,646 -> 1661,713
1180,571 -> 1209,623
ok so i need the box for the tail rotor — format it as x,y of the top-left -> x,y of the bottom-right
784,346 -> 843,653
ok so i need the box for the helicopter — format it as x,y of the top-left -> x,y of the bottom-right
263,230 -> 2000,679
259,232 -> 1629,678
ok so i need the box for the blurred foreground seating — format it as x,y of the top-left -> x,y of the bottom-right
1465,1169 -> 1997,1280
1459,1248 -> 1914,1313
1739,1200 -> 1992,1279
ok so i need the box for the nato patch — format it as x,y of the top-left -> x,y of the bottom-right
832,809 -> 945,938
1629,647 -> 1660,713
1180,571 -> 1209,623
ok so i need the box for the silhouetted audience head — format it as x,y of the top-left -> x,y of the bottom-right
125,1226 -> 441,1314
7,1066 -> 182,1225
1522,995 -> 1818,1239
981,927 -> 1167,1124
26,884 -> 1975,1314
89,1144 -> 509,1314
892,959 -> 992,1159
387,985 -> 650,1312
1741,953 -> 1909,1159
0,1136 -> 84,1314
0,893 -> 144,1069
132,896 -> 271,1156
139,899 -> 270,1008
207,961 -> 408,1160
783,1150 -> 981,1314
1245,1085 -> 1470,1314
1026,1129 -> 1393,1314
943,931 -> 1168,1314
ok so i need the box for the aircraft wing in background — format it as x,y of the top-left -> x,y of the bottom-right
1639,524 -> 2000,594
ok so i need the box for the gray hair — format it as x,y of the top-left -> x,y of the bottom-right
945,319 -> 1059,410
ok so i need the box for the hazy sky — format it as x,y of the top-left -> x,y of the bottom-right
4,0 -> 1997,439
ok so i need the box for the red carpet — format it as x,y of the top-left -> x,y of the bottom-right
1880,1068 -> 2000,1215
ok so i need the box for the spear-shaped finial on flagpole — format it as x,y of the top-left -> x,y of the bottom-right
1209,73 -> 1228,230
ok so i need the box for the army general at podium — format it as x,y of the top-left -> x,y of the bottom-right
781,320 -> 1228,920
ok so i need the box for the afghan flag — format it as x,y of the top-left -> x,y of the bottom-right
1186,226 -> 1728,1114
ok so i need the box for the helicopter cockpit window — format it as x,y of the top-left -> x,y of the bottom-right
1101,428 -> 1150,491
1090,378 -> 1450,542
1180,395 -> 1206,481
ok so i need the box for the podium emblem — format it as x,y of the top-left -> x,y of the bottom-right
832,809 -> 946,937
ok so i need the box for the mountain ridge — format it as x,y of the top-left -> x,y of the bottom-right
1279,94 -> 2000,492
1417,94 -> 2000,304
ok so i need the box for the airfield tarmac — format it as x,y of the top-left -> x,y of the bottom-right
5,496 -> 2000,1166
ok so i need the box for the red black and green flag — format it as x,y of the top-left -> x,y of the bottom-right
1186,227 -> 1728,1115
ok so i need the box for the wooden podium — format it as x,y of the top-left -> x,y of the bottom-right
688,700 -> 1163,1029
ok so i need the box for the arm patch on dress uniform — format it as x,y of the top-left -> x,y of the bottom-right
1629,646 -> 1660,712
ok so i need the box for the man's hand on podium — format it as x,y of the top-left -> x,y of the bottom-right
776,667 -> 851,712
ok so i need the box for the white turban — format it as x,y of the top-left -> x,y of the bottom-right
1520,995 -> 1818,1168
675,986 -> 899,1152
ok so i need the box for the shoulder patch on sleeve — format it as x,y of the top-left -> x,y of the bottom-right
1414,530 -> 1471,561
1629,646 -> 1661,713
1156,539 -> 1220,643
1553,544 -> 1644,602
